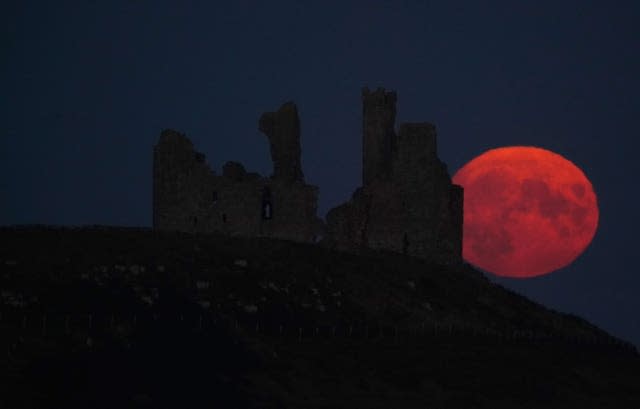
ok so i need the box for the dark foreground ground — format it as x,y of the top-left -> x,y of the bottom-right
1,226 -> 639,408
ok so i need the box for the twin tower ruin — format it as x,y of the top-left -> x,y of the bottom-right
153,87 -> 463,264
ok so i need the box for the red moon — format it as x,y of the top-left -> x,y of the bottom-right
452,146 -> 599,278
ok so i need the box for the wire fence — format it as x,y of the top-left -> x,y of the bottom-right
1,310 -> 636,355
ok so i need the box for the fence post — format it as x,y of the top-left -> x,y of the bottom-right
279,324 -> 283,336
349,325 -> 353,337
332,326 -> 336,338
255,321 -> 259,333
298,327 -> 302,342
22,315 -> 27,330
88,314 -> 92,330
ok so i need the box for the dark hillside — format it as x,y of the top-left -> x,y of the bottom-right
1,226 -> 638,408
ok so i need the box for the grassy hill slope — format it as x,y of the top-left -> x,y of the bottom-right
1,226 -> 638,408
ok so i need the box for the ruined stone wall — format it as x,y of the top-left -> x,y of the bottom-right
153,103 -> 322,243
259,102 -> 304,183
326,88 -> 463,264
394,123 -> 438,188
153,89 -> 461,263
153,129 -> 217,232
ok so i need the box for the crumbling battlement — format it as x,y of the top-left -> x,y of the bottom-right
325,87 -> 463,264
259,102 -> 304,183
153,103 -> 322,243
153,87 -> 463,264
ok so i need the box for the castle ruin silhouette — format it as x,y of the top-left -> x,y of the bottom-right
153,87 -> 463,264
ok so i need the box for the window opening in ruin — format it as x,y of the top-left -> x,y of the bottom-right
262,186 -> 273,220
222,213 -> 227,223
262,202 -> 272,220
212,191 -> 218,204
193,216 -> 198,227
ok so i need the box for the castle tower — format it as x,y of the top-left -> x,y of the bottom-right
327,87 -> 463,264
362,87 -> 397,187
259,101 -> 304,183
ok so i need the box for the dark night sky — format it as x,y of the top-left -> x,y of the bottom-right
3,2 -> 639,347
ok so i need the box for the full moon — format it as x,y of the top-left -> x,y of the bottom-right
452,146 -> 599,278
